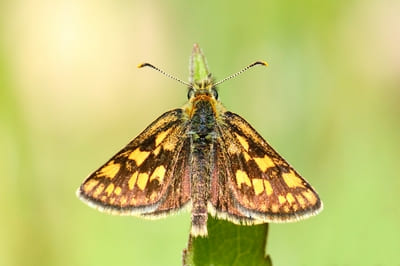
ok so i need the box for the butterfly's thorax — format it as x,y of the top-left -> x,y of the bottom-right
190,97 -> 217,136
187,94 -> 218,235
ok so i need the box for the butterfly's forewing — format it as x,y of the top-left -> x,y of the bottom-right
215,111 -> 322,222
78,109 -> 191,216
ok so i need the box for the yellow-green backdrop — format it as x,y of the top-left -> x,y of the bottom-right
1,1 -> 399,265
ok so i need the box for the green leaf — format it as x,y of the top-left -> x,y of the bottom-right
183,215 -> 272,266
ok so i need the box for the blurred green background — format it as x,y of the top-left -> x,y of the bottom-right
1,0 -> 399,265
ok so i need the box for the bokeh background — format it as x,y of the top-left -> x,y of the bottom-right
1,1 -> 399,265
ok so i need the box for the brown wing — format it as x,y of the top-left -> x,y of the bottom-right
77,109 -> 191,217
213,111 -> 322,223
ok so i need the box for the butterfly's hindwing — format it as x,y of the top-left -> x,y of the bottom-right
141,137 -> 192,217
214,111 -> 322,222
78,109 -> 191,215
208,139 -> 257,225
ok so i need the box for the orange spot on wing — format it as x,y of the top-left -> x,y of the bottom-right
137,173 -> 149,191
114,186 -> 122,196
83,179 -> 99,192
129,148 -> 150,166
296,194 -> 306,208
263,180 -> 273,196
105,183 -> 115,196
243,152 -> 251,161
302,190 -> 318,205
93,183 -> 105,197
271,204 -> 279,213
150,165 -> 166,183
252,178 -> 264,195
282,170 -> 305,188
155,128 -> 171,146
153,146 -> 161,156
235,133 -> 249,151
286,193 -> 296,205
278,195 -> 287,204
98,161 -> 120,179
254,155 -> 275,172
235,170 -> 251,188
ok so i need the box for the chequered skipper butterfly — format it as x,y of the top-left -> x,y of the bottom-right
77,44 -> 322,237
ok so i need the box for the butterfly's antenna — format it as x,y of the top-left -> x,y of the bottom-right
138,63 -> 192,88
213,61 -> 268,87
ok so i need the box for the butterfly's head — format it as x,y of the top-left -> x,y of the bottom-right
187,76 -> 218,100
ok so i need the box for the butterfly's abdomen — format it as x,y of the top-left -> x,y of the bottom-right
189,99 -> 217,236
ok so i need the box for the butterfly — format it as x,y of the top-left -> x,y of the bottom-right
77,44 -> 322,237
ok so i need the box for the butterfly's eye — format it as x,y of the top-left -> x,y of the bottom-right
212,88 -> 218,100
187,88 -> 194,99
